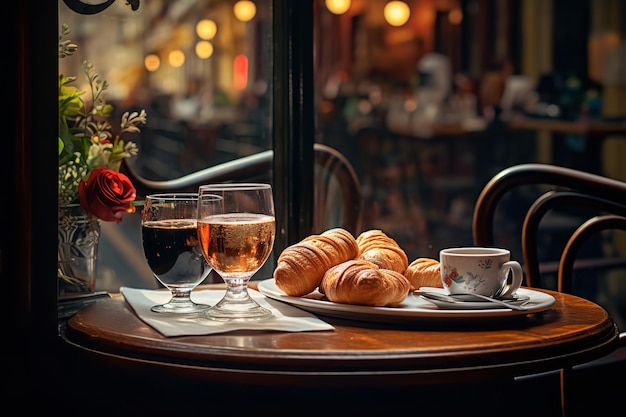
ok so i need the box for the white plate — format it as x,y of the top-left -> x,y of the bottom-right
257,279 -> 556,323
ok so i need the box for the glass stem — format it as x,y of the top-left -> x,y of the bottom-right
169,289 -> 193,304
223,277 -> 252,301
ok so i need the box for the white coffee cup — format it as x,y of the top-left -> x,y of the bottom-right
439,247 -> 523,298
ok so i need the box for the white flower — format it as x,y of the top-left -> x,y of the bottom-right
86,137 -> 113,168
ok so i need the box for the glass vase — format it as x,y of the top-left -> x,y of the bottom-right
58,204 -> 101,297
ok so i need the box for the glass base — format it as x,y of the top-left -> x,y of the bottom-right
151,301 -> 211,314
204,297 -> 273,322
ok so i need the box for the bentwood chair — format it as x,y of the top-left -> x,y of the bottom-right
472,163 -> 626,417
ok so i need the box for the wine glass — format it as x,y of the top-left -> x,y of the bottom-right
141,193 -> 212,313
197,183 -> 276,321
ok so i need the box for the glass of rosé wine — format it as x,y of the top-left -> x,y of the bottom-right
197,183 -> 275,321
141,193 -> 212,314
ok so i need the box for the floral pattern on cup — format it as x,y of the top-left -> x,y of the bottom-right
442,258 -> 494,293
440,247 -> 523,298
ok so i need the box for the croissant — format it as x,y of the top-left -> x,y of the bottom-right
274,228 -> 358,296
320,259 -> 410,306
356,230 -> 409,274
404,258 -> 442,290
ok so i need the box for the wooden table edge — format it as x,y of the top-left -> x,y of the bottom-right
61,286 -> 620,387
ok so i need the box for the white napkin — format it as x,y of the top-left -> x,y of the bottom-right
120,286 -> 334,337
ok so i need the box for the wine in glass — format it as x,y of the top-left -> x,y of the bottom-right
197,183 -> 276,321
141,193 -> 212,313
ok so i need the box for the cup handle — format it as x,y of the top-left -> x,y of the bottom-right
499,261 -> 523,297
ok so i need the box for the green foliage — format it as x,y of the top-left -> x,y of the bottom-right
58,24 -> 146,205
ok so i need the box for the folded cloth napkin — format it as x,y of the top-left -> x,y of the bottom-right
120,287 -> 334,337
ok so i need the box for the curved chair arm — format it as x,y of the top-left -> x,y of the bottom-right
558,215 -> 626,294
121,143 -> 363,235
521,191 -> 626,286
121,150 -> 273,197
473,163 -> 626,247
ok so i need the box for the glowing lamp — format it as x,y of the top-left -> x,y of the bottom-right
384,1 -> 410,27
168,50 -> 185,67
195,41 -> 214,59
234,54 -> 248,90
234,1 -> 256,22
196,19 -> 217,40
144,54 -> 160,72
325,0 -> 351,15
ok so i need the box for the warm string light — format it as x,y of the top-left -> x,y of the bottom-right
195,41 -> 214,59
325,0 -> 351,15
195,18 -> 216,60
384,1 -> 410,27
233,1 -> 257,22
196,19 -> 217,40
144,54 -> 160,72
168,50 -> 185,67
143,16 -> 220,70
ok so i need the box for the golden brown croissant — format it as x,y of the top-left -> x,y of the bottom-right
320,259 -> 410,306
274,228 -> 358,296
404,258 -> 442,290
356,230 -> 409,274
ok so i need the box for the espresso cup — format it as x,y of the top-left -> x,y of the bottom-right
439,247 -> 523,298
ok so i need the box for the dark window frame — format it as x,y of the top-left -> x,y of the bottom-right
13,0 -> 317,386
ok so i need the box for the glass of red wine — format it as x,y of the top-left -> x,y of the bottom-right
141,193 -> 212,314
197,183 -> 276,321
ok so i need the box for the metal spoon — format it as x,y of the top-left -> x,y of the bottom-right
414,290 -> 529,311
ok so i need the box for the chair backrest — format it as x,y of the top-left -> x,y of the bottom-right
312,143 -> 362,235
473,163 -> 626,344
473,163 -> 626,289
122,143 -> 362,236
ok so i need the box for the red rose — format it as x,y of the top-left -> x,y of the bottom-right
78,167 -> 137,223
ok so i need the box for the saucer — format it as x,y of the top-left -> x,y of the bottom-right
417,287 -> 531,310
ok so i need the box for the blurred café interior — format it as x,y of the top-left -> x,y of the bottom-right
9,0 -> 626,411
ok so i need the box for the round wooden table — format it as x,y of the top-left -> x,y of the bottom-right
60,286 -> 619,416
